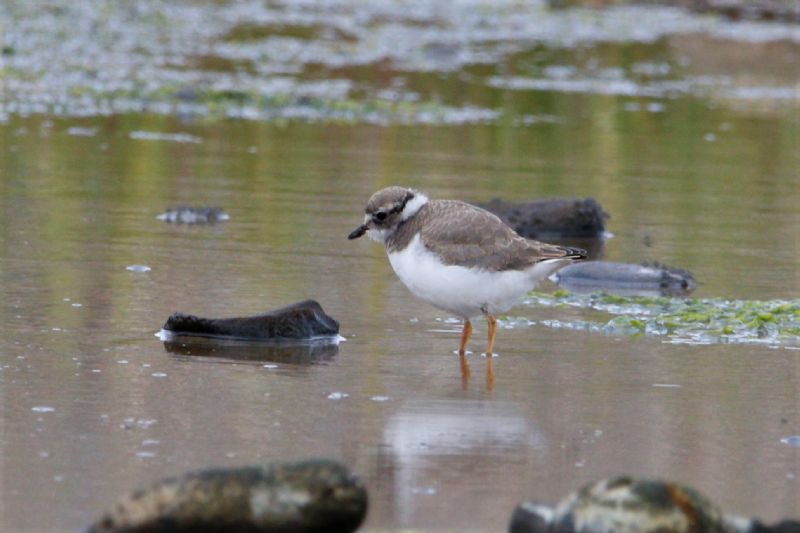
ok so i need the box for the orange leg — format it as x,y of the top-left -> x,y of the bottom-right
459,320 -> 472,386
486,315 -> 498,357
485,315 -> 497,389
459,319 -> 473,355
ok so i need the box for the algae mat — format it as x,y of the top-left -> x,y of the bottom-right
523,291 -> 800,348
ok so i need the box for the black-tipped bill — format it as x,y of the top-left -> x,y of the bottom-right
348,224 -> 368,240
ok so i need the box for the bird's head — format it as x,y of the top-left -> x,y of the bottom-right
348,186 -> 427,243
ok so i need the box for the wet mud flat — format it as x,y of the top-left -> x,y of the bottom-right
1,0 -> 798,125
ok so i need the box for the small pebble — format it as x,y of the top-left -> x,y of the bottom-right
130,130 -> 202,144
67,126 -> 98,137
327,392 -> 349,400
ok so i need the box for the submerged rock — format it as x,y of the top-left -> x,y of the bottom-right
509,476 -> 800,533
88,459 -> 367,533
552,261 -> 696,297
478,197 -> 608,240
161,300 -> 339,341
157,207 -> 230,224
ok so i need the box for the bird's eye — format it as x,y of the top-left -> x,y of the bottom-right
375,212 -> 387,221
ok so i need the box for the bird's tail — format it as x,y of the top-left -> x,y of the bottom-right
560,246 -> 588,261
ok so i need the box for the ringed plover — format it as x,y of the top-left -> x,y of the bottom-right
348,186 -> 585,372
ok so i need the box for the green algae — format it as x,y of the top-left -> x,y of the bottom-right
224,23 -> 326,42
46,84 -> 496,125
525,291 -> 800,347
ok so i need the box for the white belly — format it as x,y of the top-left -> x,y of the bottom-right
387,234 -> 567,319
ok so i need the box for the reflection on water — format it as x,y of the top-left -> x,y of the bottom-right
383,399 -> 546,525
162,336 -> 340,365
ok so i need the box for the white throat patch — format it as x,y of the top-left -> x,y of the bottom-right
367,227 -> 391,243
364,214 -> 389,243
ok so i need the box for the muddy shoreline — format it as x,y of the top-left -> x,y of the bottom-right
1,1 -> 797,124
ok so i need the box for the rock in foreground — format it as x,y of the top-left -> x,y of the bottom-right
510,476 -> 800,533
552,261 -> 696,296
88,459 -> 367,533
161,300 -> 339,341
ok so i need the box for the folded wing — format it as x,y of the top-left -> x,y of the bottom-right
419,200 -> 585,272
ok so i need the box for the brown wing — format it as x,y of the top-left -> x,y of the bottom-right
418,200 -> 582,272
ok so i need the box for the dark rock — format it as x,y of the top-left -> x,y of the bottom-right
163,336 -> 339,364
477,197 -> 608,240
157,207 -> 229,224
161,300 -> 339,341
690,0 -> 800,24
552,261 -> 696,297
548,0 -> 800,23
88,459 -> 367,533
509,476 -> 800,533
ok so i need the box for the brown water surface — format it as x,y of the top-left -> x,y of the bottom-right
1,110 -> 798,532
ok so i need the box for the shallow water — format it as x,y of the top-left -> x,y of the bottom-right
1,2 -> 800,532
